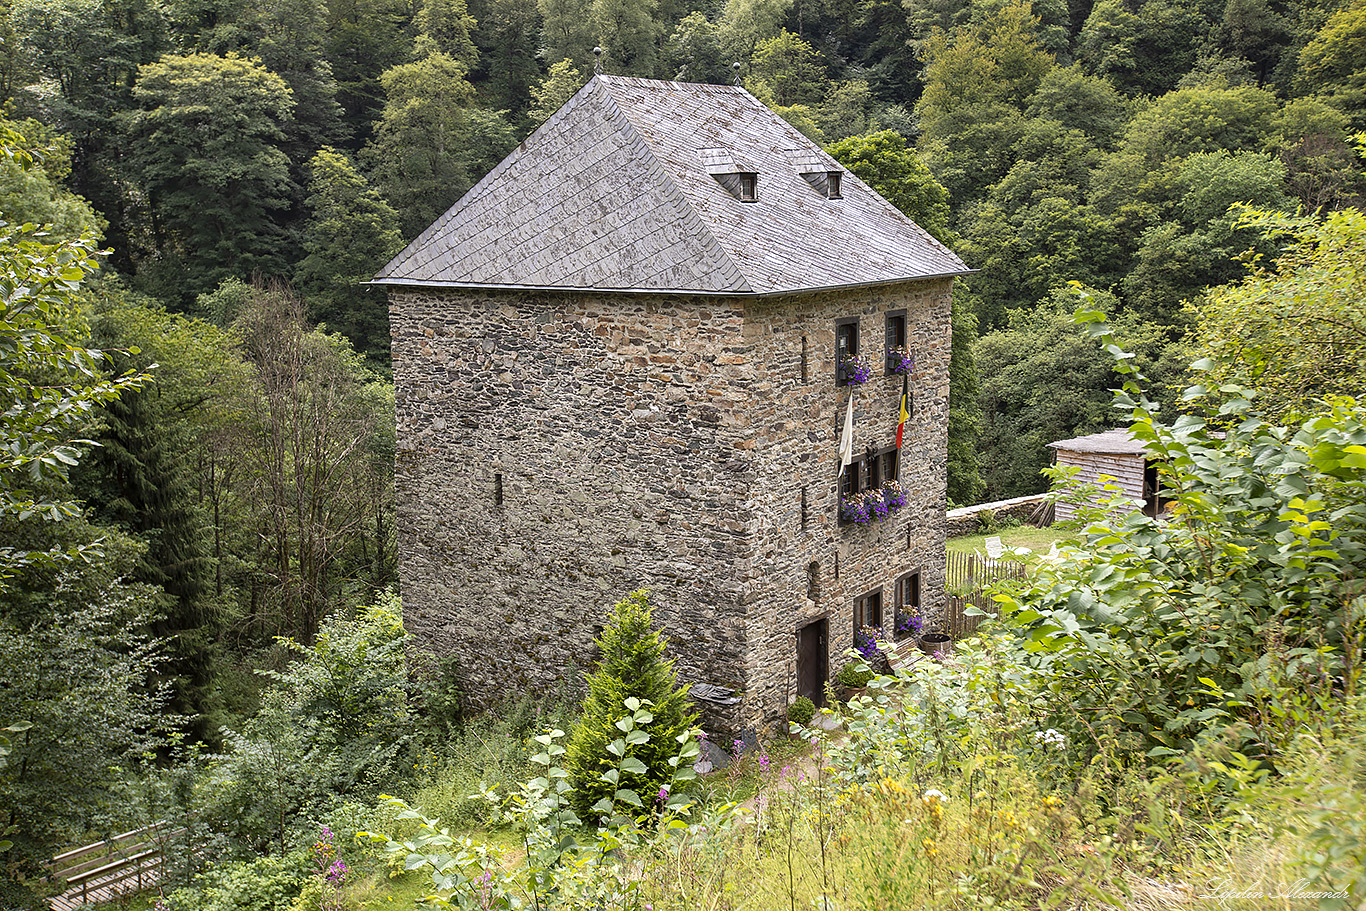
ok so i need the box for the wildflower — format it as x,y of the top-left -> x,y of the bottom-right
758,753 -> 771,773
1033,728 -> 1066,748
921,837 -> 938,859
657,785 -> 670,803
1041,795 -> 1063,811
922,788 -> 947,803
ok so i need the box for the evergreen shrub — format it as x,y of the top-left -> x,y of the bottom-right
787,696 -> 816,725
564,590 -> 698,818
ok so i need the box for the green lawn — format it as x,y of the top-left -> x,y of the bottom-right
947,524 -> 1077,556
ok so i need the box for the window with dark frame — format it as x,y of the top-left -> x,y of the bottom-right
839,461 -> 860,500
835,317 -> 859,384
739,173 -> 758,201
854,588 -> 882,633
837,444 -> 902,525
894,570 -> 922,639
897,570 -> 922,613
826,171 -> 842,199
864,446 -> 881,489
885,311 -> 907,374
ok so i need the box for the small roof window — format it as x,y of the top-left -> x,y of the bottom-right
700,148 -> 760,202
738,173 -> 758,202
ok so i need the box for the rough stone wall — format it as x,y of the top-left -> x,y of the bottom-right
739,280 -> 952,732
390,278 -> 952,735
390,288 -> 756,728
944,494 -> 1052,538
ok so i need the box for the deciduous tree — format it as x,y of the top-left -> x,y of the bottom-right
363,48 -> 515,237
121,52 -> 297,308
296,147 -> 404,367
1188,204 -> 1366,420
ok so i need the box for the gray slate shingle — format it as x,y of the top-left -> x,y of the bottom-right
375,75 -> 971,294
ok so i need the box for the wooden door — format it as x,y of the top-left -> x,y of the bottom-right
796,618 -> 828,706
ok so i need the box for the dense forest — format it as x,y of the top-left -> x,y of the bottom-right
2,0 -> 1366,902
3,0 -> 1364,501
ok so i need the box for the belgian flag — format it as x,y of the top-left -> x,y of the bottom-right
895,374 -> 910,450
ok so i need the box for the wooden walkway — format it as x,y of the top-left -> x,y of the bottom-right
48,823 -> 181,910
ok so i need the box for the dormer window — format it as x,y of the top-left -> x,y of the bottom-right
701,148 -> 760,203
739,173 -> 757,202
784,149 -> 845,200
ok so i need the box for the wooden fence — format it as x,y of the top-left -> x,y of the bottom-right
944,551 -> 1027,639
47,822 -> 186,910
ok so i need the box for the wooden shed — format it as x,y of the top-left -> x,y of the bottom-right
1047,429 -> 1161,523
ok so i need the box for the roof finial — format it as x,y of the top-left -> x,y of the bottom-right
594,46 -> 603,75
732,61 -> 742,86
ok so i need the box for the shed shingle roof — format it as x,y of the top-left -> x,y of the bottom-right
1048,429 -> 1150,455
375,75 -> 971,295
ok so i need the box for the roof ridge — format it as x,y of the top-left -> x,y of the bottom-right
597,78 -> 752,293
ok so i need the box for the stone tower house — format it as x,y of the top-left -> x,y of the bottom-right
376,75 -> 971,734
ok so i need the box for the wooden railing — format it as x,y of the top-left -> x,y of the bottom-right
944,551 -> 1027,639
48,822 -> 185,910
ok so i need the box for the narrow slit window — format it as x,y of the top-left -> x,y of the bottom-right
826,171 -> 842,198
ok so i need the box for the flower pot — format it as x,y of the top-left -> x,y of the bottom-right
918,633 -> 953,658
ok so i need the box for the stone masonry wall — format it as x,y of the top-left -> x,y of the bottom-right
390,287 -> 757,729
739,280 -> 952,732
390,278 -> 953,735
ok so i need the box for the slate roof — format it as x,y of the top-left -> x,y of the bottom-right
374,75 -> 972,295
1048,429 -> 1150,455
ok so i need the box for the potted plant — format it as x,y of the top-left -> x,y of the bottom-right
839,352 -> 872,385
887,346 -> 915,375
835,660 -> 875,698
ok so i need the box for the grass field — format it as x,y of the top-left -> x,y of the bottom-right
947,524 -> 1077,556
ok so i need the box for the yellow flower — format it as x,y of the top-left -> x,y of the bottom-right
1041,795 -> 1063,811
921,837 -> 938,859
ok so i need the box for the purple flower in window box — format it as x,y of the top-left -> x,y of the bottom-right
840,491 -> 874,524
888,346 -> 915,375
896,613 -> 923,638
882,480 -> 907,511
840,353 -> 872,385
854,625 -> 887,662
871,493 -> 890,520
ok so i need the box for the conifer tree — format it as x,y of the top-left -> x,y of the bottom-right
565,589 -> 697,817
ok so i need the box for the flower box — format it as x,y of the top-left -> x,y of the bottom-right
838,353 -> 872,386
887,346 -> 915,376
